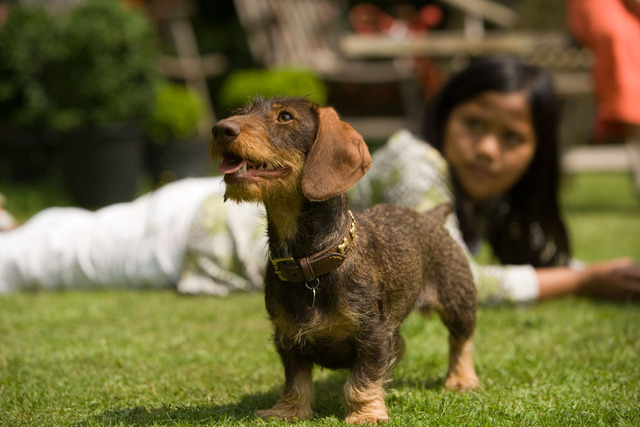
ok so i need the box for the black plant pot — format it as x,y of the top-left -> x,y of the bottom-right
146,136 -> 213,186
0,127 -> 57,182
60,123 -> 143,209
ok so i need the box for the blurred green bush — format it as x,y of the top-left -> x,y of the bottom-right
0,0 -> 158,132
52,0 -> 159,131
145,82 -> 205,145
0,6 -> 65,129
218,68 -> 328,113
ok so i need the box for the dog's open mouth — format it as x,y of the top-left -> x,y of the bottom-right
219,154 -> 288,180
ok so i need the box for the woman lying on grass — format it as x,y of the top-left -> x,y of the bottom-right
1,56 -> 639,303
350,55 -> 640,303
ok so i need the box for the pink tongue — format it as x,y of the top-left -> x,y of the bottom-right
219,158 -> 245,174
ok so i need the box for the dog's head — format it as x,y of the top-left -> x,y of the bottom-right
210,97 -> 371,203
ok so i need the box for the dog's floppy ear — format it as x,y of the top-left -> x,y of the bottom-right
301,107 -> 372,201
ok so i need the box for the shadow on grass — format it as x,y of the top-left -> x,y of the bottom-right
81,374 -> 350,425
84,397 -> 277,425
392,374 -> 445,391
80,369 -> 447,425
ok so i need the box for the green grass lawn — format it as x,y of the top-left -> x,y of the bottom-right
1,172 -> 639,426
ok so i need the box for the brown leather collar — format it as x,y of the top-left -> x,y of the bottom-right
269,210 -> 356,284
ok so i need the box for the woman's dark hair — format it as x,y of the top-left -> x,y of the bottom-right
424,55 -> 570,267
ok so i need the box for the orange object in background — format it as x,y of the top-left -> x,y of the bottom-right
568,0 -> 640,142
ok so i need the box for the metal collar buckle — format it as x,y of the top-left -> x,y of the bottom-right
270,255 -> 294,281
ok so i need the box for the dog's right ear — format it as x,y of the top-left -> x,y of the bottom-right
301,107 -> 372,202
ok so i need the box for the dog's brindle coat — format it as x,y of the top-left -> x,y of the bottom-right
210,97 -> 478,424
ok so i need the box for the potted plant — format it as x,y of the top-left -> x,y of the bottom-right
51,0 -> 159,208
144,81 -> 212,186
0,5 -> 63,181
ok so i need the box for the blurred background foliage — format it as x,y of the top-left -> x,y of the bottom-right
0,0 -> 158,132
218,68 -> 328,112
0,0 -> 583,210
191,0 -> 570,117
145,82 -> 205,145
0,0 -> 574,133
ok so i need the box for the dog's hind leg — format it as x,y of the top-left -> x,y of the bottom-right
444,332 -> 479,392
429,238 -> 480,392
435,285 -> 479,392
436,283 -> 479,392
394,332 -> 406,363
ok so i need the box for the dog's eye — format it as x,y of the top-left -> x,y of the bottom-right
277,111 -> 294,123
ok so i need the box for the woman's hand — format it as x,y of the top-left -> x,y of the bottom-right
537,258 -> 640,302
578,258 -> 640,301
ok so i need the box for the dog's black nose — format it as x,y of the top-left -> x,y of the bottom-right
212,120 -> 241,144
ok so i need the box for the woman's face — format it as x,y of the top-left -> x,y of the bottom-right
443,91 -> 537,203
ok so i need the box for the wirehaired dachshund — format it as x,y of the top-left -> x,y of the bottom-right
210,97 -> 479,424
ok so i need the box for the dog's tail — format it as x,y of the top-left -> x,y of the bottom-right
424,203 -> 454,224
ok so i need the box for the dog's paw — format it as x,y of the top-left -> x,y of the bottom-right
345,405 -> 389,425
256,404 -> 313,421
444,370 -> 479,392
345,411 -> 389,425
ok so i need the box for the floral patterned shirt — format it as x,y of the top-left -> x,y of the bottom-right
348,130 -> 539,304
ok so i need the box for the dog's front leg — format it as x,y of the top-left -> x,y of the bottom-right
256,335 -> 314,421
343,332 -> 391,425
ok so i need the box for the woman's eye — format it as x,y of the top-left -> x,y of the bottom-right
503,130 -> 525,147
464,117 -> 484,133
277,111 -> 293,122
